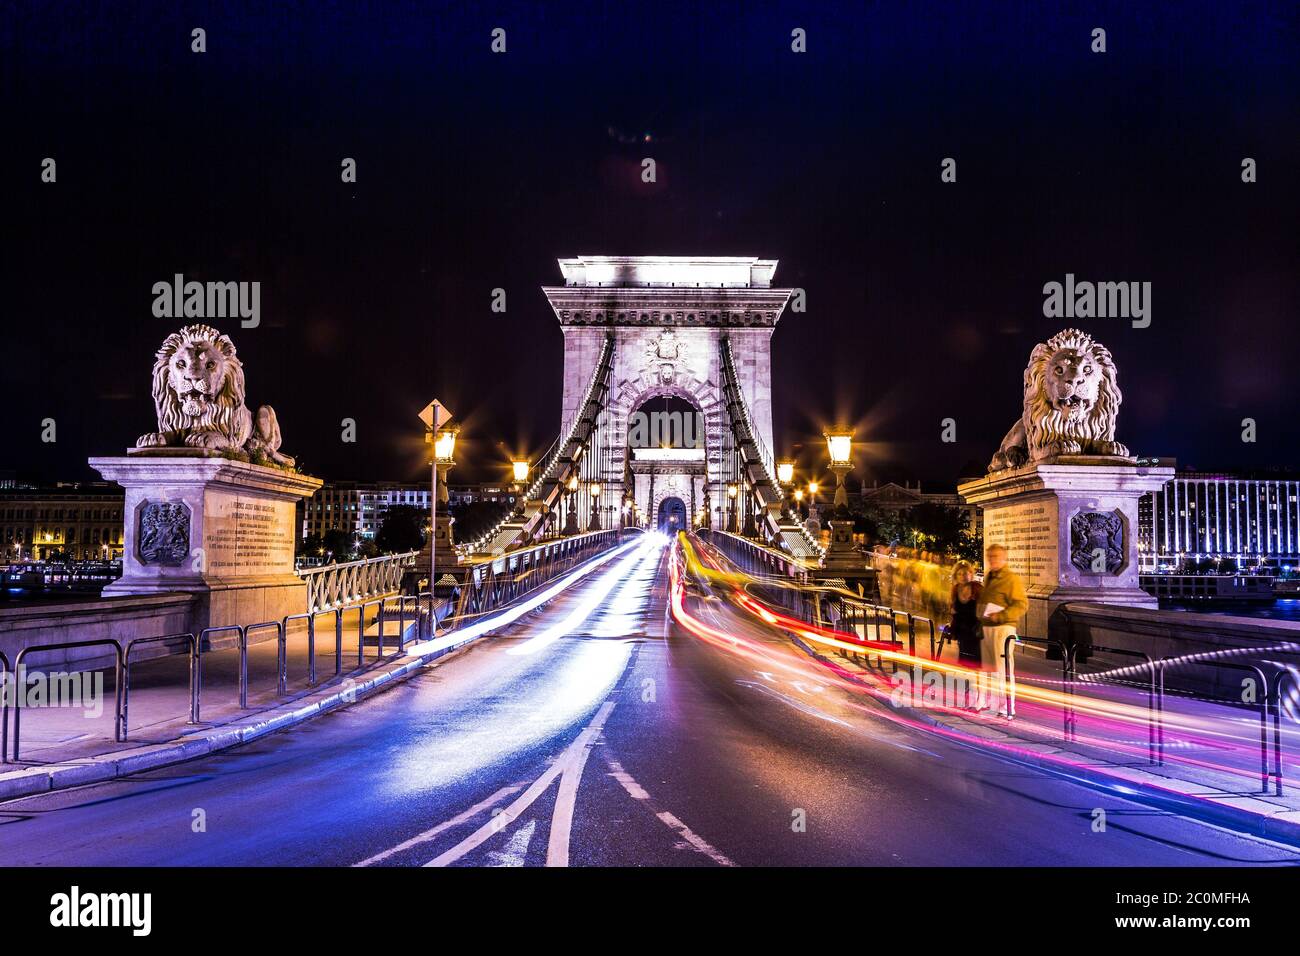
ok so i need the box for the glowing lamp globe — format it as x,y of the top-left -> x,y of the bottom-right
433,426 -> 458,464
825,429 -> 854,465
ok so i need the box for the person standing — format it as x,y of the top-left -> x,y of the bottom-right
978,544 -> 1027,718
948,561 -> 983,709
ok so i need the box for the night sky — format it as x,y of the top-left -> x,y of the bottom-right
4,1 -> 1297,488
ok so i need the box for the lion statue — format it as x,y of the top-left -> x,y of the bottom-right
988,328 -> 1129,472
135,324 -> 295,467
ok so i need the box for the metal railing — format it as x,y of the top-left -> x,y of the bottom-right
1003,635 -> 1297,792
697,528 -> 1298,795
299,550 -> 420,613
0,651 -> 9,764
1,580 -> 441,763
698,528 -> 811,581
463,336 -> 615,554
446,528 -> 627,627
123,632 -> 198,737
11,640 -> 124,762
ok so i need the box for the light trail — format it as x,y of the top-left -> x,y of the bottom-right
670,532 -> 1296,811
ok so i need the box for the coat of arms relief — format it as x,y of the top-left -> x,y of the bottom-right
645,328 -> 688,385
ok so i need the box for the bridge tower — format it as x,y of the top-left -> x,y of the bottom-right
463,256 -> 820,559
545,256 -> 786,535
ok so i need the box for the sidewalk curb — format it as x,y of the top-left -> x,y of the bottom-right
0,538 -> 644,805
0,626 -> 485,804
791,636 -> 1300,850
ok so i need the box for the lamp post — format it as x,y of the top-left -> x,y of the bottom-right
777,459 -> 795,520
742,483 -> 758,538
793,486 -> 805,519
823,427 -> 862,570
512,459 -> 530,516
726,483 -> 739,532
418,399 -> 455,583
589,481 -> 602,531
564,474 -> 580,535
432,423 -> 458,547
807,480 -> 820,528
825,428 -> 854,510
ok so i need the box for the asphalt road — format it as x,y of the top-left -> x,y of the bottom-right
3,533 -> 1297,866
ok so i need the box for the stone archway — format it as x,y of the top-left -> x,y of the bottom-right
544,256 -> 793,533
657,496 -> 687,533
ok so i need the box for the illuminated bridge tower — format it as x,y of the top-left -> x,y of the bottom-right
465,256 -> 820,558
548,256 -> 788,533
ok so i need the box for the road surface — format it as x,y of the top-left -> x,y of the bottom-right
3,534 -> 1297,866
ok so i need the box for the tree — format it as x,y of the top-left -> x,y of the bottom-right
298,533 -> 325,559
449,499 -> 513,542
375,505 -> 427,554
901,502 -> 972,557
321,528 -> 357,562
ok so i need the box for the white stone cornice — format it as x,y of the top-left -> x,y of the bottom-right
543,286 -> 793,328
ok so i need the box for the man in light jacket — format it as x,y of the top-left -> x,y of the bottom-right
979,544 -> 1028,717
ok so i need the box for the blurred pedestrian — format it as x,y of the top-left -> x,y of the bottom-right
979,544 -> 1027,718
949,561 -> 982,708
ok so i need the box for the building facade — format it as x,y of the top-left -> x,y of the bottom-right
0,483 -> 125,561
301,481 -> 519,541
855,481 -> 984,542
1139,470 -> 1300,571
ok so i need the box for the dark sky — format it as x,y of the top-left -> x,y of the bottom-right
4,0 -> 1297,488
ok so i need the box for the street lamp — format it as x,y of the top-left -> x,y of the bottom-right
564,474 -> 580,535
589,481 -> 602,531
512,459 -> 530,515
806,481 -> 820,531
726,482 -> 739,533
777,460 -> 795,520
418,399 -> 456,582
825,427 -> 854,510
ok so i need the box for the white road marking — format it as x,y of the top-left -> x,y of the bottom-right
604,758 -> 651,800
424,701 -> 617,867
486,819 -> 536,867
352,782 -> 523,867
654,811 -> 736,867
604,756 -> 735,867
545,703 -> 612,867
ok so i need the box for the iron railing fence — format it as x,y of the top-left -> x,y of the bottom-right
694,528 -> 1300,796
444,528 -> 628,628
1,529 -> 632,765
299,550 -> 419,613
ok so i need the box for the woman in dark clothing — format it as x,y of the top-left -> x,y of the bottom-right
949,561 -> 984,709
949,561 -> 984,691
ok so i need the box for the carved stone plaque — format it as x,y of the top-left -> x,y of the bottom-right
138,500 -> 191,565
1070,510 -> 1124,575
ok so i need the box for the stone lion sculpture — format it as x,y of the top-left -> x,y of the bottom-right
988,328 -> 1129,472
135,323 -> 295,467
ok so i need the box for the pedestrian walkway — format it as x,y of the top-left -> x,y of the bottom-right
2,605 -> 416,767
814,630 -> 1300,843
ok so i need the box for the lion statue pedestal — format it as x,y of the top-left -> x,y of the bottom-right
960,459 -> 1172,637
89,324 -> 323,634
89,453 -> 323,634
960,329 -> 1173,636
